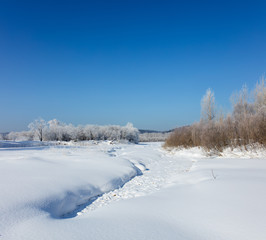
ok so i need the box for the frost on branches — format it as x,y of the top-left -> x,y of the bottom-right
5,120 -> 139,143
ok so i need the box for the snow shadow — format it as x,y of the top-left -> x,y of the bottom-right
43,167 -> 143,219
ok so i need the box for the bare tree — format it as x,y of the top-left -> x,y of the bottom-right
28,118 -> 46,141
231,84 -> 254,119
165,79 -> 266,151
254,76 -> 266,111
201,88 -> 216,122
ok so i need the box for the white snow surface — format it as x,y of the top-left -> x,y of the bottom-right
0,141 -> 266,240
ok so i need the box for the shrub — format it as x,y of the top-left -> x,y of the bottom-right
165,78 -> 266,151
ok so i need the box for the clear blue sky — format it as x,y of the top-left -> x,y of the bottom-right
1,0 -> 266,132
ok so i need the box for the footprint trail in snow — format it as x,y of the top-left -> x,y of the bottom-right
77,143 -> 197,215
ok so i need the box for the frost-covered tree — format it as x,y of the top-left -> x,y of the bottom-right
254,76 -> 266,112
139,132 -> 170,142
10,118 -> 140,143
231,85 -> 254,120
46,119 -> 73,141
122,123 -> 139,143
28,118 -> 46,141
201,88 -> 216,122
76,125 -> 86,140
6,131 -> 34,141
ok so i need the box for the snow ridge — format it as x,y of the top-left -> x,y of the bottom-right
77,143 -> 194,215
43,145 -> 145,218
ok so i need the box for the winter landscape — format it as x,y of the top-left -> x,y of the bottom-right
1,1 -> 266,240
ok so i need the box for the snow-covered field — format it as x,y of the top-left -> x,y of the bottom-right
0,141 -> 266,240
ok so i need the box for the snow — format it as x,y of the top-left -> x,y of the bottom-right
0,141 -> 266,239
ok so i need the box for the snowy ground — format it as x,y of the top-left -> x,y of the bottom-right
0,141 -> 266,240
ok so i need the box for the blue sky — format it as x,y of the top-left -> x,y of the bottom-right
1,0 -> 266,132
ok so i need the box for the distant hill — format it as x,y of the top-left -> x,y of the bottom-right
138,129 -> 173,134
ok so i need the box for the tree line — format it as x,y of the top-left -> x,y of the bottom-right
139,132 -> 171,142
1,120 -> 139,143
165,77 -> 266,151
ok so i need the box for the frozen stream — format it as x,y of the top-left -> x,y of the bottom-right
76,142 -> 197,215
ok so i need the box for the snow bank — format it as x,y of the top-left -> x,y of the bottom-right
0,141 -> 142,236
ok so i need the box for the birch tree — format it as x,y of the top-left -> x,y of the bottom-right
201,88 -> 216,122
